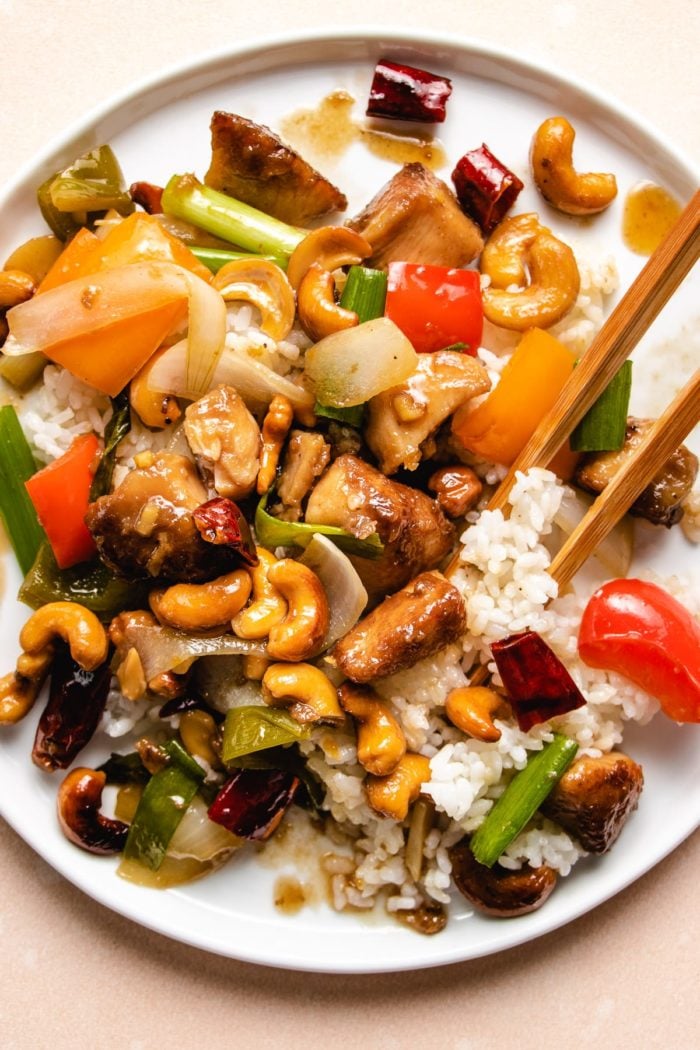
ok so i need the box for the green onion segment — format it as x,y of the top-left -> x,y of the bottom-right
571,361 -> 632,452
0,406 -> 46,574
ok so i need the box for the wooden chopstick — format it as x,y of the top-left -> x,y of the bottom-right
548,368 -> 699,589
444,187 -> 700,585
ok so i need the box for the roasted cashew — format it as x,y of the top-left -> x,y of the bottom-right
257,395 -> 294,496
262,662 -> 344,724
212,258 -> 295,340
149,570 -> 252,631
365,753 -> 432,821
179,709 -> 221,768
286,226 -> 372,290
482,227 -> 580,330
57,768 -> 129,855
20,601 -> 108,672
130,346 -> 182,429
480,212 -> 545,288
0,662 -> 51,725
265,560 -> 329,662
445,686 -> 508,742
116,647 -> 148,701
109,610 -> 186,700
0,269 -> 35,309
339,683 -> 406,776
232,548 -> 288,640
297,263 -> 359,343
531,116 -> 618,216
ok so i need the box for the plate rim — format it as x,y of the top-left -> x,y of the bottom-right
1,27 -> 698,974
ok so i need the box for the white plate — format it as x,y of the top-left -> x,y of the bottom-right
0,30 -> 698,974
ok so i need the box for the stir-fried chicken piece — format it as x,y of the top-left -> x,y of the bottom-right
184,385 -> 261,501
575,417 -> 698,527
540,752 -> 644,853
276,430 -> 331,518
204,111 -> 347,226
305,454 -> 454,603
365,350 -> 491,474
346,163 -> 483,270
333,571 -> 467,682
85,452 -> 243,583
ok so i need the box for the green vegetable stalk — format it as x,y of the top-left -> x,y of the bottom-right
123,740 -> 204,871
255,489 -> 383,560
191,247 -> 277,273
162,174 -> 306,267
469,734 -> 579,867
571,361 -> 633,452
0,405 -> 46,574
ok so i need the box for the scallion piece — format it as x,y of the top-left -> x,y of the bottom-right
469,734 -> 578,868
123,739 -> 204,871
191,247 -> 277,273
161,174 -> 306,267
255,489 -> 383,560
313,266 -> 389,426
570,361 -> 632,452
89,391 -> 131,501
0,405 -> 45,574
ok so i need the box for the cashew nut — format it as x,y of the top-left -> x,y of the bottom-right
286,226 -> 372,290
0,269 -> 35,309
212,258 -> 295,340
0,664 -> 50,725
482,227 -> 580,330
109,610 -> 186,700
57,768 -> 129,855
338,683 -> 406,776
262,662 -> 344,724
149,570 -> 252,630
232,548 -> 288,640
480,212 -> 545,289
531,116 -> 618,216
445,686 -> 508,742
365,753 -> 432,821
20,601 -> 108,671
297,263 -> 359,343
179,709 -> 221,768
130,346 -> 182,429
257,395 -> 294,496
265,559 -> 329,662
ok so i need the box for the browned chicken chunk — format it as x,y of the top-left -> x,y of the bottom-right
184,385 -> 260,501
575,418 -> 698,527
204,111 -> 347,226
277,430 -> 331,518
347,163 -> 483,270
428,465 -> 483,518
305,454 -> 454,603
540,752 -> 644,853
333,571 -> 467,682
365,350 -> 491,474
86,452 -> 243,583
450,840 -> 558,917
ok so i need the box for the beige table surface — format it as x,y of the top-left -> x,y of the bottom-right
1,2 -> 699,1048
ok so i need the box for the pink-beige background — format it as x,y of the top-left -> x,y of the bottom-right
1,2 -> 698,1048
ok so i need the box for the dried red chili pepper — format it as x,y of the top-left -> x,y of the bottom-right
366,60 -> 452,123
32,647 -> 111,772
452,144 -> 524,233
193,496 -> 258,567
490,630 -> 586,731
129,181 -> 164,214
208,768 -> 299,840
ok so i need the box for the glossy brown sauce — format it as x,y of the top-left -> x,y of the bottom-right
622,181 -> 681,255
280,91 -> 447,171
273,875 -> 308,914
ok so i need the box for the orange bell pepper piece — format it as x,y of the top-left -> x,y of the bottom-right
38,228 -> 102,293
25,433 -> 100,568
451,327 -> 579,474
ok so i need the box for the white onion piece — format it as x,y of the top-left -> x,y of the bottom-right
167,795 -> 241,861
194,655 -> 264,713
124,624 -> 266,681
304,317 -> 418,407
147,340 -> 315,420
554,485 -> 634,577
300,533 -> 368,648
4,261 -> 225,399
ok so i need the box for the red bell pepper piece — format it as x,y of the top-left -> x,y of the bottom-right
384,262 -> 483,354
491,630 -> 587,731
25,433 -> 100,568
578,578 -> 700,724
366,60 -> 452,123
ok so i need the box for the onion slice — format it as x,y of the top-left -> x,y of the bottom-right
300,533 -> 368,647
124,623 -> 266,681
554,485 -> 633,578
304,317 -> 418,407
147,340 -> 315,421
